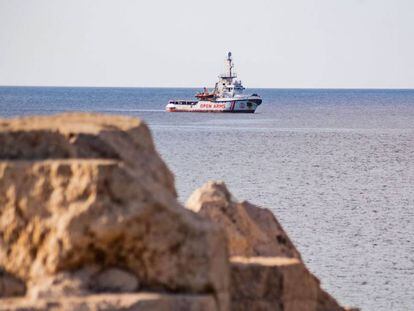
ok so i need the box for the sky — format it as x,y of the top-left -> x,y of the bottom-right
0,0 -> 413,88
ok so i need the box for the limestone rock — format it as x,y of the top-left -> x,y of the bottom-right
0,293 -> 218,311
0,113 -> 176,196
187,181 -> 349,311
0,270 -> 25,298
230,257 -> 318,311
186,181 -> 301,259
0,114 -> 229,310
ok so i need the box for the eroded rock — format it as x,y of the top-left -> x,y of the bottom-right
0,114 -> 355,311
186,181 -> 301,259
187,181 -> 349,311
0,114 -> 229,310
0,113 -> 175,196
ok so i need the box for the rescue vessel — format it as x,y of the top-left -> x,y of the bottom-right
166,52 -> 262,113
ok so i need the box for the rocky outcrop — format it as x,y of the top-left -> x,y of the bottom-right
0,160 -> 228,297
0,113 -> 356,311
186,181 -> 301,259
186,181 -> 349,311
0,113 -> 229,310
0,113 -> 175,196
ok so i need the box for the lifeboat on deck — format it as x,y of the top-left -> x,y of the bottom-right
195,87 -> 215,100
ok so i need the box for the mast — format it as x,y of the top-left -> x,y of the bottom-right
219,52 -> 236,80
227,52 -> 233,78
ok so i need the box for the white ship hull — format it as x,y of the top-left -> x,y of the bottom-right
166,97 -> 262,113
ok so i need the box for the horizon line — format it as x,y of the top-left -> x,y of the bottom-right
1,85 -> 413,91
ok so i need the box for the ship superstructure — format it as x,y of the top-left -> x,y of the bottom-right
166,52 -> 262,113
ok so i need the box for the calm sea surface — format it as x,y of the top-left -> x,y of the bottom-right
1,87 -> 413,310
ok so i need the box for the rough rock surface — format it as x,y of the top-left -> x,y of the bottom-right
0,293 -> 218,311
186,181 -> 301,259
230,257 -> 318,311
0,114 -> 229,310
0,113 -> 175,196
187,181 -> 348,311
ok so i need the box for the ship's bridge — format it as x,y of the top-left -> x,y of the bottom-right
217,80 -> 245,97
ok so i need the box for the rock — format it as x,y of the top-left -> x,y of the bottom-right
230,257 -> 319,311
93,268 -> 139,293
186,181 -> 301,259
0,270 -> 25,298
0,114 -> 355,310
0,113 -> 176,196
0,114 -> 229,310
187,181 -> 350,311
0,293 -> 218,311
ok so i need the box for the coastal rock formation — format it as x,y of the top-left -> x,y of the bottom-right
0,160 -> 228,295
0,113 -> 229,310
186,181 -> 301,259
187,181 -> 348,311
0,113 -> 176,196
0,113 -> 355,311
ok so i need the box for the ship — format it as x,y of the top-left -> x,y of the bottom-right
166,52 -> 262,113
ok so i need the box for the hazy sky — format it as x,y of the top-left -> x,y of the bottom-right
0,0 -> 413,88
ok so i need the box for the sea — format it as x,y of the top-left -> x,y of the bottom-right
1,86 -> 413,311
